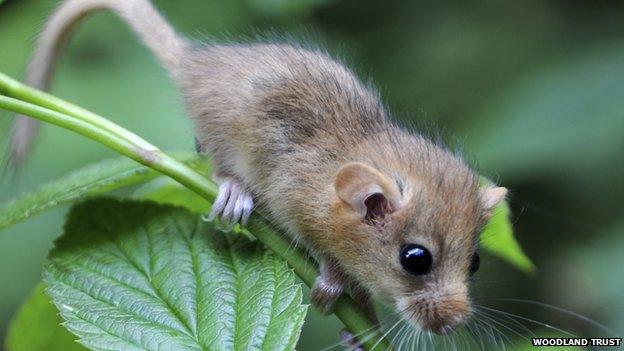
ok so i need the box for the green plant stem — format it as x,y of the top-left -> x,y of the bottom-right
0,73 -> 391,350
0,72 -> 153,150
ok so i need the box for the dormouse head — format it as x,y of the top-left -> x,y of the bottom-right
330,161 -> 507,335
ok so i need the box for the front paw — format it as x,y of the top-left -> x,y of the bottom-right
311,276 -> 344,314
204,177 -> 254,229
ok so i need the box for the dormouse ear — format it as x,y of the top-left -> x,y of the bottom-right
334,162 -> 401,222
480,187 -> 508,212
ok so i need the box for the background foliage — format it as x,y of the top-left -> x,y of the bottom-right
1,0 -> 623,349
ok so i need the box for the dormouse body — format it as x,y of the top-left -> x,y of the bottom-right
10,0 -> 507,341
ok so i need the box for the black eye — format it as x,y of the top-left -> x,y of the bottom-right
469,253 -> 480,274
400,244 -> 432,276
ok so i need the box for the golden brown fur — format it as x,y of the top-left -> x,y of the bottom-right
181,42 -> 504,333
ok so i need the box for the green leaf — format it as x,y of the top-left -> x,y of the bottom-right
0,152 -> 201,231
5,282 -> 86,351
44,198 -> 307,351
481,201 -> 535,273
478,178 -> 533,273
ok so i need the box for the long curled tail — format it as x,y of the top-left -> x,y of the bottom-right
9,0 -> 189,165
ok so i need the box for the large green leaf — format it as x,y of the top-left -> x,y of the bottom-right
481,201 -> 535,273
44,198 -> 307,351
5,283 -> 86,351
0,153 -> 202,231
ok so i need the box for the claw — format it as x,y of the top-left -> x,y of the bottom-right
311,258 -> 347,314
229,192 -> 245,225
241,195 -> 254,225
207,180 -> 232,221
340,330 -> 364,351
205,178 -> 254,228
221,182 -> 239,223
310,275 -> 344,314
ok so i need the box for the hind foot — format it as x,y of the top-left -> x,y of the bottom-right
311,258 -> 346,314
205,177 -> 254,227
340,330 -> 364,351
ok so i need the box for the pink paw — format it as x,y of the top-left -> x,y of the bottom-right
205,178 -> 254,227
310,276 -> 344,314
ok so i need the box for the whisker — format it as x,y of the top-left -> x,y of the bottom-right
485,298 -> 615,335
450,329 -> 459,351
395,290 -> 467,300
479,305 -> 579,338
466,321 -> 490,350
370,317 -> 404,350
466,326 -> 481,350
476,305 -> 536,338
457,325 -> 476,350
319,314 -> 395,351
388,322 -> 409,350
410,328 -> 420,351
415,327 -> 425,351
405,327 -> 418,351
476,308 -> 532,345
472,311 -> 513,350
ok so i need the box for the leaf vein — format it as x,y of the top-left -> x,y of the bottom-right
52,278 -> 197,345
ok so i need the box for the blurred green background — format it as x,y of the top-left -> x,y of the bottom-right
1,0 -> 623,349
